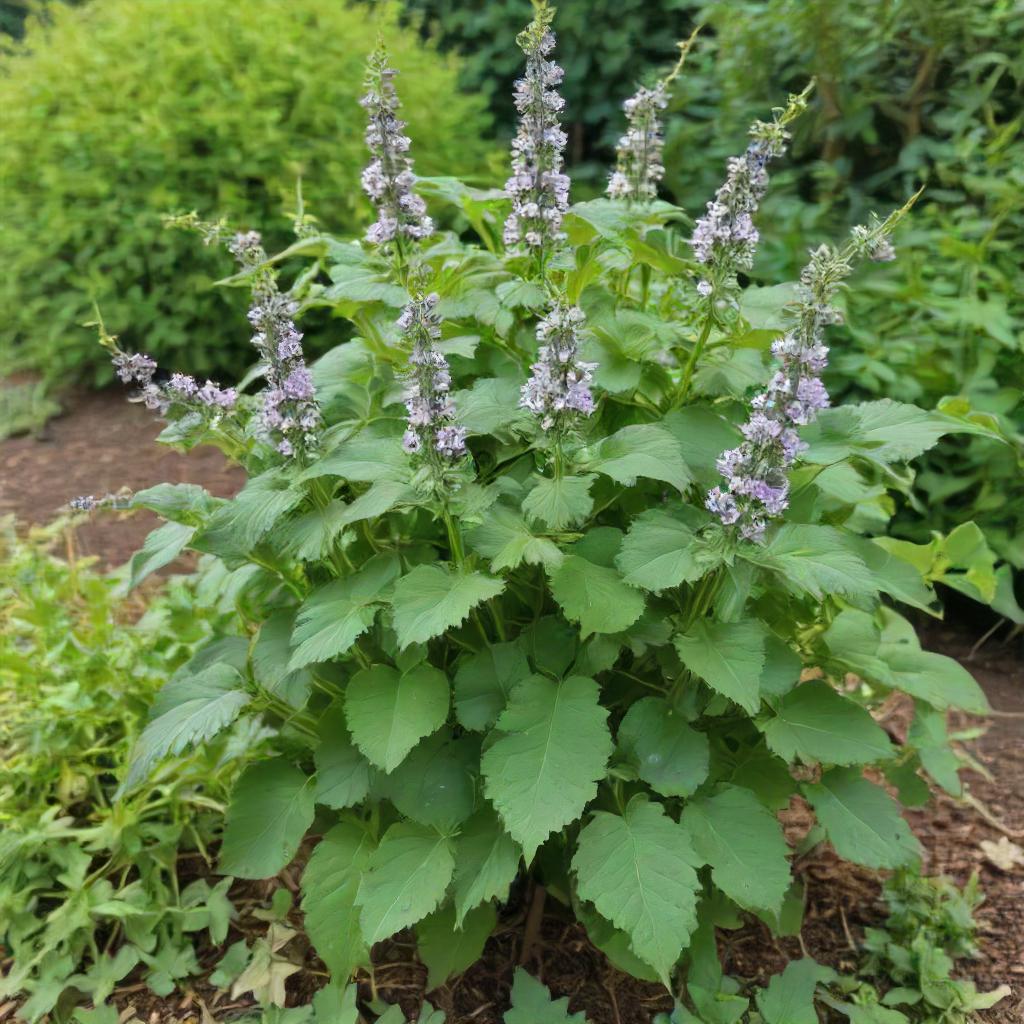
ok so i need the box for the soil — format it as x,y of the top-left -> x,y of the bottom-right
1,391 -> 1021,1024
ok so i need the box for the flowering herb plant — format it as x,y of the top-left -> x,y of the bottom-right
84,1 -> 1006,1010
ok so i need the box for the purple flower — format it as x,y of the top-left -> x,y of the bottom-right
503,4 -> 570,252
398,294 -> 467,470
607,82 -> 669,203
520,303 -> 597,431
706,215 -> 901,541
360,47 -> 433,246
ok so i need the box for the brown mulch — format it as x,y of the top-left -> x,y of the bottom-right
0,388 -> 244,567
1,391 -> 1022,1023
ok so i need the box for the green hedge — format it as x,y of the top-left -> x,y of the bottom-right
0,0 -> 496,385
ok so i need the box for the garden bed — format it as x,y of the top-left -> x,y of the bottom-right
2,391 -> 1020,1024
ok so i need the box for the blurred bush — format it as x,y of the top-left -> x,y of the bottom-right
0,0 -> 495,386
663,0 -> 1024,567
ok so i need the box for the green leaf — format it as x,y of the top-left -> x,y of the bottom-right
219,759 -> 316,879
289,554 -> 400,669
662,406 -> 741,489
739,283 -> 798,331
575,901 -> 659,983
482,675 -> 613,862
578,423 -> 693,493
344,664 -> 450,773
760,681 -> 894,766
314,705 -> 371,810
301,432 -> 408,483
194,471 -> 303,557
802,401 -> 956,466
615,508 -> 713,591
381,731 -> 477,831
573,797 -> 701,983
391,564 -> 505,648
756,959 -> 837,1024
355,822 -> 456,944
466,504 -> 563,572
681,786 -> 790,914
122,666 -> 249,791
253,609 -> 312,708
340,479 -> 415,525
673,619 -> 766,714
618,698 -> 709,798
844,537 -> 936,613
454,641 -> 533,732
457,377 -> 532,437
301,823 -> 374,981
521,473 -> 596,530
759,636 -> 802,699
279,500 -> 349,561
548,554 -> 645,637
132,482 -> 215,522
909,702 -> 962,797
129,521 -> 194,589
416,901 -> 496,990
741,524 -> 875,600
803,769 -> 921,869
505,968 -> 587,1024
877,644 -> 988,714
452,807 -> 522,927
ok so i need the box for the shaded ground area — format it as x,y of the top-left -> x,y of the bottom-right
1,390 -> 1021,1022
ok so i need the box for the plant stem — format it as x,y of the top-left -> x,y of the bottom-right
671,313 -> 715,409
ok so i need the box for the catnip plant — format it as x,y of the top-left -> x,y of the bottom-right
71,0 -> 1004,1014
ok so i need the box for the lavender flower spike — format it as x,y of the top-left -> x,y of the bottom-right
521,302 -> 598,431
228,231 -> 321,457
360,45 -> 433,247
690,82 -> 813,288
707,202 -> 913,542
503,1 -> 570,253
108,347 -> 236,417
607,28 -> 698,203
399,293 -> 467,467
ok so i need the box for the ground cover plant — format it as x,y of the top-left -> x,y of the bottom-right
0,518 -> 254,1019
54,2 -> 1011,1019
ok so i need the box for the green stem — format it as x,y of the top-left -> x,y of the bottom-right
672,312 -> 715,410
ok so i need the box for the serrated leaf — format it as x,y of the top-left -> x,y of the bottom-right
579,423 -> 692,493
301,823 -> 374,981
416,902 -> 496,990
457,377 -> 532,437
573,797 -> 701,983
253,609 -> 312,708
877,644 -> 988,714
344,664 -> 449,772
314,704 -> 371,809
289,554 -> 400,669
482,675 -> 613,862
219,759 -> 316,879
616,508 -> 714,591
662,406 -> 742,488
741,524 -> 875,600
131,482 -> 215,522
521,473 -> 596,530
391,564 -> 505,648
129,521 -> 194,589
355,822 -> 456,944
279,500 -> 348,561
803,769 -> 921,869
452,807 -> 522,927
802,400 -> 955,466
548,555 -> 645,637
381,730 -> 477,831
122,667 -> 249,791
682,786 -> 790,914
505,968 -> 587,1024
454,641 -> 533,731
618,697 -> 709,798
194,470 -> 303,557
760,681 -> 894,766
759,635 -> 802,699
301,433 -> 409,483
340,479 -> 415,525
466,504 -> 563,572
673,619 -> 766,713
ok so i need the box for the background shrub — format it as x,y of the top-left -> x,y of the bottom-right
0,0 -> 496,386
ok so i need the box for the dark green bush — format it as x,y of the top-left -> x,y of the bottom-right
400,0 -> 694,190
0,0 -> 495,386
662,0 -> 1024,570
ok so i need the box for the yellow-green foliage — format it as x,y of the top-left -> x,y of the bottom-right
0,0 -> 495,385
